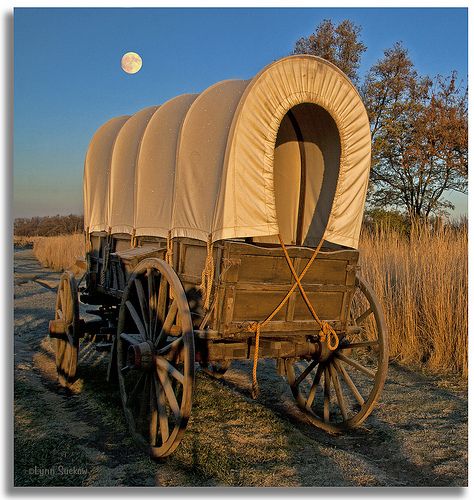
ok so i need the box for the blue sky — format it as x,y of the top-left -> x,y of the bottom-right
13,7 -> 468,218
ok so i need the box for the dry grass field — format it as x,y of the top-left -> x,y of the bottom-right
32,233 -> 85,272
13,235 -> 43,248
359,223 -> 467,378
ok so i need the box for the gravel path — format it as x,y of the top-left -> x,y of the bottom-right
13,248 -> 468,487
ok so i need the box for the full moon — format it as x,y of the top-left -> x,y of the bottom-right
121,52 -> 142,74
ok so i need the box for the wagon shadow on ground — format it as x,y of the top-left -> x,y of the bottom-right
205,359 -> 467,487
14,336 -> 468,487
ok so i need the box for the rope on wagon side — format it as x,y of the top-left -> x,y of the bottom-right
85,228 -> 93,277
165,230 -> 174,266
100,228 -> 113,287
131,228 -> 138,248
248,234 -> 339,399
85,227 -> 92,253
200,235 -> 215,311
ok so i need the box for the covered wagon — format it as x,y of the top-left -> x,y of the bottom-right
50,55 -> 389,458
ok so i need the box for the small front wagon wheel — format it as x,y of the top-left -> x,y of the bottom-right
117,258 -> 195,458
286,276 -> 389,433
49,271 -> 80,387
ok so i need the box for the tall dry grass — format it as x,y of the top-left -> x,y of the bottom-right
13,235 -> 43,248
33,234 -> 85,272
359,222 -> 467,378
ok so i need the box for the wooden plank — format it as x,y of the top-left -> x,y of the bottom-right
231,289 -> 288,322
293,291 -> 344,320
201,339 -> 315,361
235,254 -> 293,284
113,246 -> 162,261
180,241 -> 210,278
177,273 -> 202,286
223,319 -> 343,335
224,287 -> 235,326
299,258 -> 348,285
233,283 -> 352,293
222,240 -> 359,261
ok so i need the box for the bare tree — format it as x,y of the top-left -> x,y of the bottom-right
293,19 -> 366,82
362,43 -> 467,218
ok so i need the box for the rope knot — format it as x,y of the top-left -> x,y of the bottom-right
321,322 -> 339,351
247,321 -> 259,333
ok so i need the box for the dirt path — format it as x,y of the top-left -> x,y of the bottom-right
13,248 -> 467,487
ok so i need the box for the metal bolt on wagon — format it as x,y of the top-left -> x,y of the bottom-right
49,55 -> 389,458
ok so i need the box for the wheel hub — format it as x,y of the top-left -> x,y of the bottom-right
318,340 -> 335,362
127,340 -> 154,370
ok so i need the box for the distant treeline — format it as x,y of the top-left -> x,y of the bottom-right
362,209 -> 467,237
14,214 -> 84,236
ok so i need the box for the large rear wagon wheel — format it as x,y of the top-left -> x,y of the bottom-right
286,276 -> 388,433
50,271 -> 80,387
117,258 -> 195,458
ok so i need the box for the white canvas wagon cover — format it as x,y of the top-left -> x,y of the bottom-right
84,55 -> 371,249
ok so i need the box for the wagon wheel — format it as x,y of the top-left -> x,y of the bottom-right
286,276 -> 388,433
51,271 -> 80,387
117,258 -> 195,458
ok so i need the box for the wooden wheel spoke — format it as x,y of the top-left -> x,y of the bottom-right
156,274 -> 169,328
59,288 -> 65,313
295,359 -> 318,387
126,372 -> 146,407
306,362 -> 324,409
65,331 -> 75,346
334,359 -> 365,406
148,268 -> 157,339
154,300 -> 178,348
323,368 -> 330,423
156,337 -> 183,357
356,307 -> 373,325
156,367 -> 180,419
134,278 -> 149,337
137,375 -> 151,428
329,363 -> 348,421
65,282 -> 71,315
149,379 -> 158,447
120,332 -> 142,345
126,300 -> 147,339
62,285 -> 68,310
153,375 -> 170,443
156,356 -> 184,385
335,352 -> 376,379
